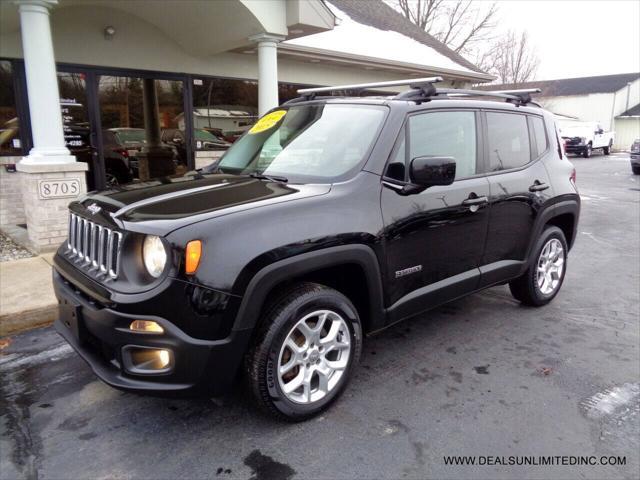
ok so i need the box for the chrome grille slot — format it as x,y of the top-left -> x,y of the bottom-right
67,212 -> 122,279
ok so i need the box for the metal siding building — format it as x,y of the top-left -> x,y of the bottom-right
481,73 -> 640,149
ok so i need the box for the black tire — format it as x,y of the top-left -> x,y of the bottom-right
604,141 -> 612,155
582,143 -> 592,158
632,166 -> 640,175
106,163 -> 132,185
509,226 -> 568,307
244,282 -> 362,421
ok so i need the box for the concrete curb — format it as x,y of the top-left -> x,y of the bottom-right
0,254 -> 57,337
0,306 -> 56,337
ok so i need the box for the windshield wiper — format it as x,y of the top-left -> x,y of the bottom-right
248,172 -> 289,183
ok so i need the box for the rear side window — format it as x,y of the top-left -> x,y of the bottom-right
409,111 -> 477,179
486,112 -> 530,171
530,116 -> 548,157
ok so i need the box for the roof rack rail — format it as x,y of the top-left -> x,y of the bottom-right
286,77 -> 541,107
296,77 -> 444,98
394,86 -> 542,106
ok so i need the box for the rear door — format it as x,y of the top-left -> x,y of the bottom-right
381,109 -> 491,322
479,111 -> 554,287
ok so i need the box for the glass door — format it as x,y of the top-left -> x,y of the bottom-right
98,75 -> 187,185
56,70 -> 98,189
56,66 -> 190,190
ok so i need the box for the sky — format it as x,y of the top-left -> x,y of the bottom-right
494,0 -> 640,80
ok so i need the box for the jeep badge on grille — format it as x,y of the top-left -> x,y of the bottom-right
87,203 -> 101,215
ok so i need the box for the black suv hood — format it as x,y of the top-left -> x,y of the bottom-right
73,172 -> 330,236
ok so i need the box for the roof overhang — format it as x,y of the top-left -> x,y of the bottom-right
276,43 -> 495,84
0,0 -> 336,57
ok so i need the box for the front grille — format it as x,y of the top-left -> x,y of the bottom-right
67,213 -> 122,279
563,137 -> 581,146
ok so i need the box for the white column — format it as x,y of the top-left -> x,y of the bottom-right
250,33 -> 285,116
15,0 -> 74,164
12,0 -> 87,253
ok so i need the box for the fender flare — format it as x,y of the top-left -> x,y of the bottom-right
232,244 -> 385,332
524,197 -> 580,264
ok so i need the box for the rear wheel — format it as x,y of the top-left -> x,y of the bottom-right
604,141 -> 612,155
582,143 -> 592,158
509,226 -> 568,306
244,283 -> 362,421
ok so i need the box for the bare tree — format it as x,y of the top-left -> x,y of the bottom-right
477,30 -> 540,84
390,0 -> 498,55
395,0 -> 445,32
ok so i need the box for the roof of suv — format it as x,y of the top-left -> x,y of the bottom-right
286,96 -> 547,116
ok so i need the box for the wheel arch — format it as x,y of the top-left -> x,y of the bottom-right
232,245 -> 386,334
524,198 -> 580,266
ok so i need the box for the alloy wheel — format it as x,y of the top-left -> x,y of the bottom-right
536,238 -> 565,295
277,310 -> 351,404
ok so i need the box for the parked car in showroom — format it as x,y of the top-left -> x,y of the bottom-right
52,78 -> 580,420
161,128 -> 231,166
103,128 -> 178,182
558,120 -> 615,158
631,138 -> 640,174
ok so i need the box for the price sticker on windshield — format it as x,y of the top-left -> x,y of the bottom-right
249,110 -> 287,134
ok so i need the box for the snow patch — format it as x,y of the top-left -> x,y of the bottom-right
284,3 -> 475,74
581,383 -> 640,419
0,344 -> 73,371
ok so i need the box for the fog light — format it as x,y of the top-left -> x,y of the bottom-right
122,346 -> 173,374
129,320 -> 164,334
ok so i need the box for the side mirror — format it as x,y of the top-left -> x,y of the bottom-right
411,156 -> 456,186
398,156 -> 456,195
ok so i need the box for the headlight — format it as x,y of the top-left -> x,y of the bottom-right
142,235 -> 167,278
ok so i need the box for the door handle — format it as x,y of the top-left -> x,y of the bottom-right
529,182 -> 549,192
462,196 -> 488,206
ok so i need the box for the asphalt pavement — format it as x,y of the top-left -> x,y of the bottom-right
1,152 -> 638,480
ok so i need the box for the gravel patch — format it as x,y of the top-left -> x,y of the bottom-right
0,233 -> 34,262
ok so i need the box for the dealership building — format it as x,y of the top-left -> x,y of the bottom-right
0,0 -> 491,252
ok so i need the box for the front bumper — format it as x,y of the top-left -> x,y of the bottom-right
564,144 -> 587,154
53,269 -> 251,395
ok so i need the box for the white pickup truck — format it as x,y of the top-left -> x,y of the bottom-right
557,120 -> 615,158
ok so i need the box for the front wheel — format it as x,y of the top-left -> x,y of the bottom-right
632,166 -> 640,175
244,283 -> 362,421
509,226 -> 568,306
582,144 -> 592,158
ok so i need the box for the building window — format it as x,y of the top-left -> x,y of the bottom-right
191,77 -> 258,147
278,83 -> 306,104
0,60 -> 23,156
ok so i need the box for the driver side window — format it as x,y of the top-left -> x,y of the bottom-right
409,111 -> 477,180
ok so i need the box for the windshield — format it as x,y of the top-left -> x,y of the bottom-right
116,129 -> 147,144
195,129 -> 222,142
210,104 -> 387,183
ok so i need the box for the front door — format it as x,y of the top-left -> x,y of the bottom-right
55,67 -> 191,190
56,70 -> 100,190
381,110 -> 490,322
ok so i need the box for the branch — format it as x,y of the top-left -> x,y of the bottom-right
454,2 -> 498,53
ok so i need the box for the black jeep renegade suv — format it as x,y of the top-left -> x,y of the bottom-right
53,80 -> 580,420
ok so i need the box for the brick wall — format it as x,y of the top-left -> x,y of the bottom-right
19,169 -> 87,251
0,157 -> 26,227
